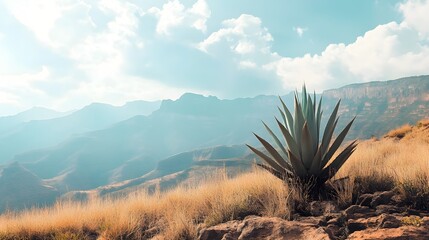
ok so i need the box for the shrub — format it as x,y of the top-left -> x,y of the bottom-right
247,85 -> 357,194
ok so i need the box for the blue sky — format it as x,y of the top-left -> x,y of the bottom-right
0,0 -> 428,115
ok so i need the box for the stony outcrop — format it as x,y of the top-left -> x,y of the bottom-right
198,191 -> 429,240
198,216 -> 331,240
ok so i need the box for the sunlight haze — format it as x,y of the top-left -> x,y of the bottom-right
0,0 -> 427,115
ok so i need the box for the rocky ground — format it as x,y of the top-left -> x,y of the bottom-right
198,190 -> 429,240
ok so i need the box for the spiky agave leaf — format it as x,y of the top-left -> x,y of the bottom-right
321,140 -> 357,181
247,85 -> 357,187
256,163 -> 292,180
246,144 -> 285,173
279,97 -> 294,135
301,122 -> 314,169
275,118 -> 300,161
321,117 -> 356,168
262,121 -> 288,158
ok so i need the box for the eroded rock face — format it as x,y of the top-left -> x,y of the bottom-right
348,225 -> 429,240
198,216 -> 330,240
199,207 -> 429,240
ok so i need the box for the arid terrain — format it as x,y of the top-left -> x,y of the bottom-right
1,120 -> 428,239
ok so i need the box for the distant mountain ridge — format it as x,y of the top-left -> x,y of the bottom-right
0,162 -> 59,212
0,100 -> 161,163
0,75 -> 429,212
323,75 -> 429,138
0,107 -> 69,135
14,93 -> 293,192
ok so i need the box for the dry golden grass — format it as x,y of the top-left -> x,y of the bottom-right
1,122 -> 429,239
335,123 -> 429,208
0,170 -> 291,240
417,118 -> 429,128
384,124 -> 413,138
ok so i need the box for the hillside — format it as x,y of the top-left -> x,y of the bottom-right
0,100 -> 161,163
0,76 -> 428,212
13,94 -> 291,192
0,162 -> 59,212
324,75 -> 429,138
1,120 -> 429,239
0,107 -> 68,135
63,145 -> 254,200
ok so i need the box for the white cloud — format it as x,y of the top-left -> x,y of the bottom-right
271,18 -> 429,91
2,0 -> 429,115
199,14 -> 273,55
4,0 -> 95,48
197,14 -> 277,74
189,0 -> 211,32
4,0 -> 64,47
0,66 -> 50,108
0,66 -> 49,85
2,0 -> 195,113
5,0 -> 142,77
197,2 -> 429,93
149,0 -> 211,35
234,41 -> 255,54
293,26 -> 307,37
0,91 -> 20,105
69,0 -> 141,77
399,0 -> 429,39
149,0 -> 185,35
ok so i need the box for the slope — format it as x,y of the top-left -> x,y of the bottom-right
0,100 -> 161,163
0,162 -> 60,212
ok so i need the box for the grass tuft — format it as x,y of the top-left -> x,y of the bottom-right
384,124 -> 412,139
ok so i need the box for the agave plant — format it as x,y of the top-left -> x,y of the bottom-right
247,85 -> 357,187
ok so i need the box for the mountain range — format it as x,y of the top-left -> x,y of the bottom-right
0,107 -> 69,135
0,75 -> 428,212
0,100 -> 161,163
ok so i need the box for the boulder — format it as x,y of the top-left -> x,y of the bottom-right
198,220 -> 241,240
198,216 -> 330,240
309,201 -> 340,216
344,205 -> 375,219
375,204 -> 403,215
348,226 -> 429,240
370,191 -> 395,207
376,214 -> 402,229
357,193 -> 374,207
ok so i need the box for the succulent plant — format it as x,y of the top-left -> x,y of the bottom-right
247,85 -> 357,187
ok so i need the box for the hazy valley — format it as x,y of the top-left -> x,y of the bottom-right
0,75 -> 428,213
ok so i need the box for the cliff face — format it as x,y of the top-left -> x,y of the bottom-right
323,75 -> 429,139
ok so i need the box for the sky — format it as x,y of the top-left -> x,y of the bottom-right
0,0 -> 428,115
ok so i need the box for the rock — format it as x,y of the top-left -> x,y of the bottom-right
347,219 -> 368,233
326,213 -> 346,226
345,213 -> 403,235
357,193 -> 373,207
376,214 -> 402,228
344,205 -> 375,219
199,202 -> 429,240
348,225 -> 429,239
406,209 -> 421,216
309,201 -> 340,216
421,217 -> 429,227
198,220 -> 241,240
198,216 -> 331,240
370,190 -> 395,207
375,205 -> 403,215
324,224 -> 346,240
294,216 -> 327,226
391,193 -> 405,205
